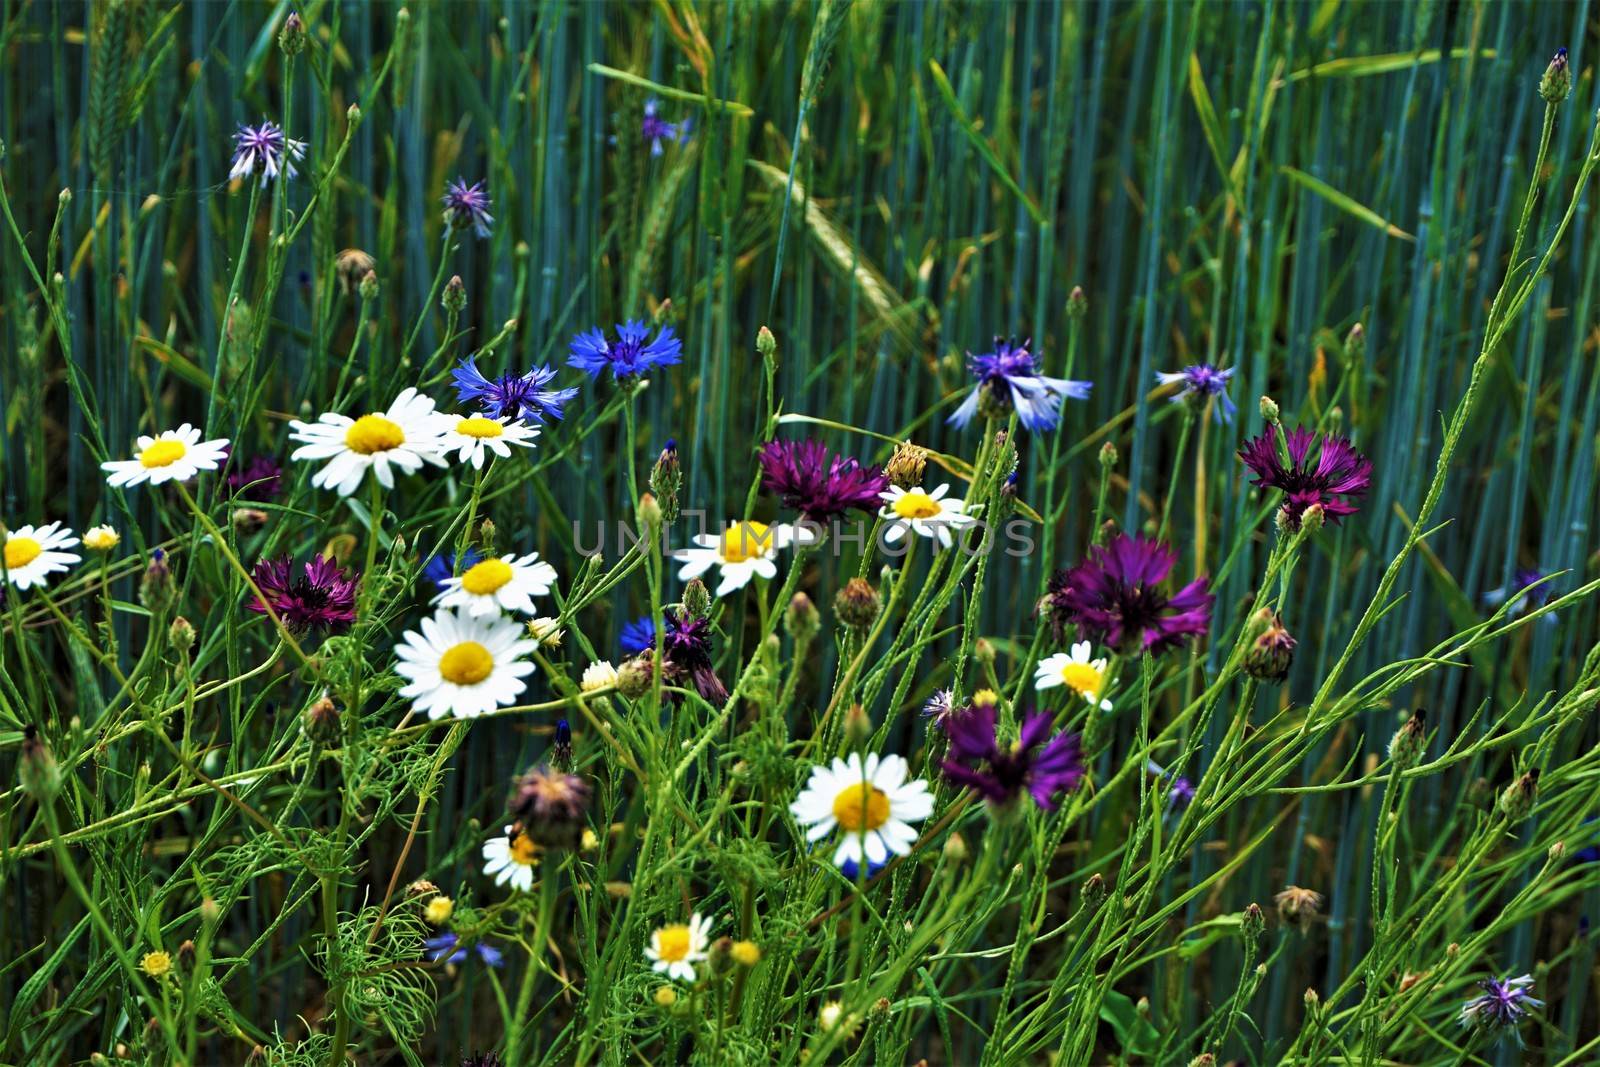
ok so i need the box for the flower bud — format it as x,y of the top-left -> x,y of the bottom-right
1299,503 -> 1326,533
1259,395 -> 1280,424
648,440 -> 681,524
844,703 -> 872,748
304,694 -> 342,746
279,11 -> 307,55
335,248 -> 375,294
405,878 -> 440,899
526,617 -> 563,648
1243,609 -> 1296,683
653,985 -> 677,1008
730,940 -> 762,967
682,578 -> 712,620
1344,321 -> 1365,360
834,578 -> 881,633
943,831 -> 969,865
1241,902 -> 1265,943
442,274 -> 466,314
176,940 -> 196,966
1098,440 -> 1118,468
168,616 -> 196,657
615,655 -> 655,699
232,507 -> 270,535
1387,708 -> 1426,769
1187,1056 -> 1216,1067
477,517 -> 497,554
756,325 -> 777,359
1304,987 -> 1320,1008
1540,47 -> 1571,103
550,718 -> 573,770
785,592 -> 820,644
885,441 -> 929,490
1548,841 -> 1565,863
1066,285 -> 1088,318
637,492 -> 662,534
139,551 -> 175,614
358,269 -> 380,301
19,726 -> 61,801
1081,872 -> 1107,911
1497,769 -> 1539,823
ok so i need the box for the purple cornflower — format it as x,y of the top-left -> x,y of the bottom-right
1458,974 -> 1541,1035
948,337 -> 1092,432
568,321 -> 683,380
441,178 -> 494,238
452,356 -> 577,423
423,547 -> 482,591
229,121 -> 306,182
660,606 -> 728,706
1044,534 -> 1213,655
424,932 -> 504,969
940,702 -> 1085,811
1485,568 -> 1554,616
619,615 -> 657,655
1237,425 -> 1372,531
642,98 -> 691,155
921,689 -> 956,727
246,555 -> 359,636
757,439 -> 889,522
1155,364 -> 1237,423
224,454 -> 283,502
1146,761 -> 1194,808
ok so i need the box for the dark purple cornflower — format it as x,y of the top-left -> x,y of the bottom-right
441,178 -> 494,238
619,615 -> 658,655
224,454 -> 283,502
1458,974 -> 1541,1035
1044,534 -> 1213,655
452,356 -> 577,424
508,764 -> 591,848
1155,364 -> 1237,423
660,606 -> 728,706
1486,568 -> 1554,616
948,337 -> 1092,432
940,702 -> 1085,811
246,555 -> 359,636
757,439 -> 890,523
229,121 -> 306,182
1237,425 -> 1372,531
424,932 -> 504,968
641,98 -> 691,155
568,320 -> 683,380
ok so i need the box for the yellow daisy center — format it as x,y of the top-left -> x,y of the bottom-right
972,688 -> 999,706
4,537 -> 42,570
438,641 -> 494,685
892,491 -> 943,520
832,782 -> 890,833
140,951 -> 172,978
654,924 -> 693,963
456,416 -> 505,439
344,414 -> 405,455
1059,662 -> 1103,696
139,439 -> 188,469
510,832 -> 539,866
718,521 -> 772,564
460,558 -> 514,595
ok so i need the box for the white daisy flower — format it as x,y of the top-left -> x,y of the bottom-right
101,425 -> 231,488
82,525 -> 120,552
434,552 -> 558,617
1034,640 -> 1114,711
288,387 -> 449,497
878,484 -> 977,549
672,520 -> 795,596
440,412 -> 539,470
3,523 -> 81,590
581,660 -> 618,693
645,913 -> 714,982
482,824 -> 540,892
393,607 -> 538,720
789,752 -> 934,869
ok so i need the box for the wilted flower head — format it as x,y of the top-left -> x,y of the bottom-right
1238,425 -> 1372,532
441,178 -> 494,238
230,121 -> 306,182
246,555 -> 359,636
224,454 -> 283,502
1274,885 -> 1324,931
1243,609 -> 1296,682
451,356 -> 577,424
568,320 -> 682,380
1155,364 -> 1236,423
940,701 -> 1085,811
334,248 -> 376,294
641,97 -> 691,155
757,439 -> 889,522
948,337 -> 1092,432
508,765 -> 591,848
1044,534 -> 1213,655
1458,974 -> 1542,1034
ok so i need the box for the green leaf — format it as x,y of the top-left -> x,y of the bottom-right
1100,989 -> 1160,1058
927,59 -> 1046,226
1282,47 -> 1496,84
584,64 -> 754,117
1280,166 -> 1415,241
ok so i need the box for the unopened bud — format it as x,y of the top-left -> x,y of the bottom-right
1241,902 -> 1265,943
785,592 -> 820,644
304,694 -> 342,746
682,578 -> 712,620
636,492 -> 662,532
1259,395 -> 1280,424
1081,872 -> 1107,910
477,517 -> 497,553
358,269 -> 379,301
834,578 -> 881,633
844,703 -> 872,748
1098,440 -> 1118,468
1344,322 -> 1365,359
648,440 -> 681,523
1243,609 -> 1296,683
1540,47 -> 1572,103
232,507 -> 270,535
1066,285 -> 1088,318
885,441 -> 929,490
1497,769 -> 1539,823
1387,709 -> 1426,769
442,274 -> 466,314
615,655 -> 655,699
943,831 -> 969,865
168,616 -> 196,655
139,551 -> 175,614
279,10 -> 307,55
756,325 -> 776,358
19,726 -> 61,801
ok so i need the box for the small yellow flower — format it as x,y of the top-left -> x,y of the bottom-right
423,896 -> 454,926
971,688 -> 999,706
653,985 -> 678,1007
83,525 -> 120,552
140,950 -> 173,978
580,827 -> 600,851
730,940 -> 761,967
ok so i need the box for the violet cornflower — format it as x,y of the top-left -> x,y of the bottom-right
1237,425 -> 1372,531
642,98 -> 691,155
1155,364 -> 1236,423
1044,534 -> 1213,655
660,606 -> 728,706
246,555 -> 359,636
940,702 -> 1085,811
757,439 -> 889,523
921,689 -> 956,728
424,932 -> 504,968
568,321 -> 682,380
451,356 -> 577,424
1485,568 -> 1554,616
230,121 -> 306,182
619,615 -> 658,655
441,178 -> 494,238
1458,974 -> 1541,1036
224,454 -> 283,502
948,337 -> 1092,432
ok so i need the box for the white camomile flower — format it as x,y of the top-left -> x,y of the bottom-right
672,520 -> 795,596
645,913 -> 714,982
1034,640 -> 1114,711
482,824 -> 540,892
3,523 -> 81,590
440,412 -> 540,470
878,484 -> 977,548
394,607 -> 538,720
102,425 -> 231,488
581,660 -> 618,693
790,752 -> 934,869
434,552 -> 558,617
82,525 -> 120,552
288,387 -> 448,497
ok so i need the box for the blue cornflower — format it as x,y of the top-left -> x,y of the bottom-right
422,547 -> 482,591
1145,761 -> 1194,809
1458,974 -> 1541,1038
948,338 -> 1092,432
230,121 -> 306,183
424,932 -> 504,968
452,356 -> 578,424
642,98 -> 691,155
1155,364 -> 1237,423
1485,568 -> 1555,617
568,321 -> 683,381
441,178 -> 494,238
619,615 -> 657,655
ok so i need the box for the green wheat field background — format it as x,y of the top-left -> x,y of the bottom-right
2,0 -> 1600,1064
